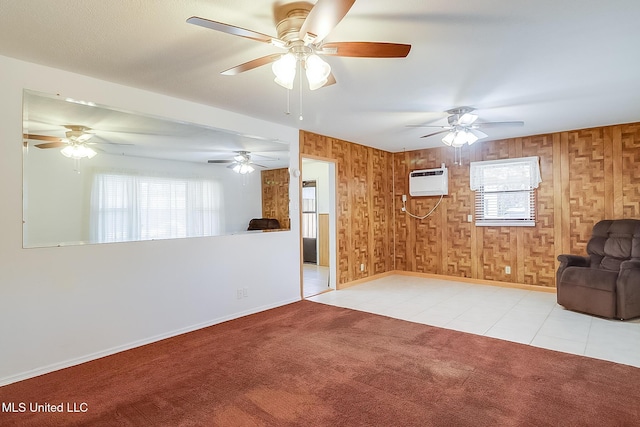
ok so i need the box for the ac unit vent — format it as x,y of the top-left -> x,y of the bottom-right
409,167 -> 448,197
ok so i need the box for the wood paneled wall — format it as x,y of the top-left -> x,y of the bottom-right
394,135 -> 557,286
318,213 -> 330,267
302,122 -> 640,288
300,131 -> 394,286
261,168 -> 290,230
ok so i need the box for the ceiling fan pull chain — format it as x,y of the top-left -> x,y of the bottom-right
285,86 -> 291,115
299,60 -> 304,121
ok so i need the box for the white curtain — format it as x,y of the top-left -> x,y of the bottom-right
90,172 -> 223,243
469,156 -> 541,191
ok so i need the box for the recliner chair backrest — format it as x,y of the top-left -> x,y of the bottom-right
586,219 -> 640,271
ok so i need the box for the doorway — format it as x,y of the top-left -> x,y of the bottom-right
301,158 -> 336,298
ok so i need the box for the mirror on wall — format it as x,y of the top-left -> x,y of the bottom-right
22,89 -> 291,248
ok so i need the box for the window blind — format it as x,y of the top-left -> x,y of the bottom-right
470,157 -> 541,227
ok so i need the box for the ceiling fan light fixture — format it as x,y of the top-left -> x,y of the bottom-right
233,163 -> 255,174
60,143 -> 97,160
272,52 -> 297,89
452,130 -> 469,147
442,131 -> 456,146
465,131 -> 479,145
305,54 -> 331,91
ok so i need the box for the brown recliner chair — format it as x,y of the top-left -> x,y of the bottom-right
556,219 -> 640,320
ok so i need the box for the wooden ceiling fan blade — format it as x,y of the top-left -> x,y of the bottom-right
186,16 -> 280,45
23,133 -> 62,142
299,0 -> 356,44
34,141 -> 67,149
420,130 -> 450,139
221,54 -> 282,75
320,42 -> 411,58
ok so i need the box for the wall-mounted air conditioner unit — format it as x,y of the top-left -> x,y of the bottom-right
409,166 -> 448,197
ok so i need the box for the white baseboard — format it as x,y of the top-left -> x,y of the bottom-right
0,297 -> 301,387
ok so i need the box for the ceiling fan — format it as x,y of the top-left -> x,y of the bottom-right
25,125 -> 94,148
24,125 -> 102,159
187,0 -> 411,91
23,124 -> 133,159
413,107 -> 525,147
207,151 -> 268,174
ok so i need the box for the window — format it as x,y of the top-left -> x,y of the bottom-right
301,180 -> 317,238
90,172 -> 223,243
470,156 -> 541,227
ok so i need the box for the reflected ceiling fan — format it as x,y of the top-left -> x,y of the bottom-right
207,151 -> 268,174
25,125 -> 94,148
187,0 -> 411,90
412,107 -> 525,147
23,125 -> 132,159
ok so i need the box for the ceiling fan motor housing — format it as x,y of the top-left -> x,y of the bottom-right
275,5 -> 311,43
447,107 -> 475,126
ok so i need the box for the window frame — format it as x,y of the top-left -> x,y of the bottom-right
89,171 -> 223,243
470,156 -> 541,227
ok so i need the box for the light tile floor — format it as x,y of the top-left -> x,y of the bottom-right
303,264 -> 331,298
307,275 -> 640,368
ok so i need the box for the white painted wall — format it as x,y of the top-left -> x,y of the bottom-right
0,55 -> 301,385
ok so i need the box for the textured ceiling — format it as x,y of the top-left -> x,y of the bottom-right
2,0 -> 640,152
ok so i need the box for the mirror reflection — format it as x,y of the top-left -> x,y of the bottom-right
22,90 -> 290,248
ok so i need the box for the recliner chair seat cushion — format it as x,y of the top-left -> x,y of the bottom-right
558,267 -> 619,318
560,267 -> 619,292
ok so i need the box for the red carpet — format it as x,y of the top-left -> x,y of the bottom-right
0,300 -> 639,426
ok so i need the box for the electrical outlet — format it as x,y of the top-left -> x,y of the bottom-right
505,266 -> 511,274
402,194 -> 407,202
467,214 -> 473,222
236,289 -> 243,300
243,288 -> 248,298
360,263 -> 365,272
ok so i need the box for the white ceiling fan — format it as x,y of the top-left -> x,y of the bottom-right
207,151 -> 270,174
413,107 -> 525,147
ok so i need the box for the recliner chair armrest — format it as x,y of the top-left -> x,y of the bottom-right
556,254 -> 590,288
557,254 -> 590,267
616,260 -> 640,320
